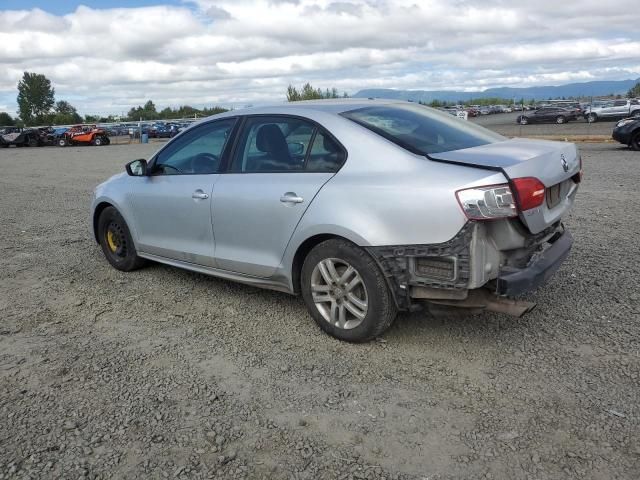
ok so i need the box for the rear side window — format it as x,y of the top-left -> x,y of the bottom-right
341,104 -> 503,155
230,116 -> 345,173
306,130 -> 345,172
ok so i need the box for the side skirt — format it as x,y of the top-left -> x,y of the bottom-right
138,252 -> 293,294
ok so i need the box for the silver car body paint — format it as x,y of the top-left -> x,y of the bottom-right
91,99 -> 578,296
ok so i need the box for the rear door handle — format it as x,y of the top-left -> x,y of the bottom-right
280,192 -> 304,204
192,190 -> 209,200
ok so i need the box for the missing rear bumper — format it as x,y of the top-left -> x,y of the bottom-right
496,228 -> 573,296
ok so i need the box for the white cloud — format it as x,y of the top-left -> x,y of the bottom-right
0,0 -> 638,115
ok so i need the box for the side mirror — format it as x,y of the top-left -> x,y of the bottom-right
126,159 -> 147,176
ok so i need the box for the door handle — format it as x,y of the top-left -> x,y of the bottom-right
192,190 -> 209,200
280,192 -> 304,204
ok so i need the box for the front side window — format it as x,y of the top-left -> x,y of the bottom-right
341,104 -> 503,155
153,118 -> 235,175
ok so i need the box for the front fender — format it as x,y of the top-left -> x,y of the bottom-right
90,174 -> 140,247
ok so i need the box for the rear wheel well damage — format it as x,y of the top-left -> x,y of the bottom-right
92,202 -> 114,243
366,223 -> 474,311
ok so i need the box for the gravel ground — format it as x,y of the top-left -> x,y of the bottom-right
1,142 -> 639,480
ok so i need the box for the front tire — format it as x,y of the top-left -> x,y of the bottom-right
97,207 -> 146,271
27,137 -> 38,147
519,116 -> 529,125
631,131 -> 640,151
58,138 -> 67,147
587,113 -> 597,123
556,116 -> 566,124
301,239 -> 397,342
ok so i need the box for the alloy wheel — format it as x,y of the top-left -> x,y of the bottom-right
310,258 -> 368,330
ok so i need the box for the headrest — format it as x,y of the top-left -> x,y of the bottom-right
256,124 -> 286,153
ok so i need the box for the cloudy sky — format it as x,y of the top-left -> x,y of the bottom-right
1,0 -> 639,115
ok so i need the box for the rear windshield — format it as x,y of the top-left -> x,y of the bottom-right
341,104 -> 504,155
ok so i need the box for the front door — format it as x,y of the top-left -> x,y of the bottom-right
128,118 -> 236,267
212,116 -> 345,277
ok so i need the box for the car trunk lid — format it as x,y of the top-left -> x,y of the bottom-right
429,138 -> 580,234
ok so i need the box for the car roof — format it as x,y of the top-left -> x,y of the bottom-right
225,98 -> 411,116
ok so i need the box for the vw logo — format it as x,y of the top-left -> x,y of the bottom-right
560,154 -> 569,172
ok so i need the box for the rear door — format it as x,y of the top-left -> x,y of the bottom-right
212,116 -> 345,277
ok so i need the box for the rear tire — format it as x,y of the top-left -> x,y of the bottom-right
27,137 -> 38,147
300,239 -> 397,342
519,116 -> 529,125
58,138 -> 67,147
556,116 -> 566,124
633,111 -> 640,118
631,131 -> 640,151
93,136 -> 103,146
97,207 -> 146,272
587,113 -> 597,123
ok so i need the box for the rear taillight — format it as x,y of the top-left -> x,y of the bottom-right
456,184 -> 517,220
511,177 -> 546,211
457,177 -> 549,220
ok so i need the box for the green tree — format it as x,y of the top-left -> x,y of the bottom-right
0,112 -> 16,126
627,82 -> 640,98
17,72 -> 55,125
51,100 -> 83,125
287,83 -> 345,102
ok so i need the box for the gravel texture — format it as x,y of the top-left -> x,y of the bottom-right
0,142 -> 639,479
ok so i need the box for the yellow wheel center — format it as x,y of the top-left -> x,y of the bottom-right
106,230 -> 118,253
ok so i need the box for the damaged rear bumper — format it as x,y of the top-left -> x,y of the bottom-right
367,221 -> 573,311
496,229 -> 573,296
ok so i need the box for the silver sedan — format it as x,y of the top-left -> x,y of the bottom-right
91,100 -> 581,342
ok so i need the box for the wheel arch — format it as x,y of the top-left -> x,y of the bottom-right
290,233 -> 369,294
92,201 -> 114,243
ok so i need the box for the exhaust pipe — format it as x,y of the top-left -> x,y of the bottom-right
429,289 -> 536,317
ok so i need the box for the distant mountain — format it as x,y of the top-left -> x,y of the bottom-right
354,78 -> 640,103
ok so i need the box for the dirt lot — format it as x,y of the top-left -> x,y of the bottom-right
1,142 -> 639,480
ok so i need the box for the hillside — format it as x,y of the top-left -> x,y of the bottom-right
354,78 -> 640,102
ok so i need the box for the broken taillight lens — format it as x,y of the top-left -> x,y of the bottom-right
511,177 -> 546,211
456,184 -> 517,220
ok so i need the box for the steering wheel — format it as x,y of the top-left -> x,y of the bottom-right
190,153 -> 219,174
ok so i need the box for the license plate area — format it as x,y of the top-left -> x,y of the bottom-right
546,179 -> 571,209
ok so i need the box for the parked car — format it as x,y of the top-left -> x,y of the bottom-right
0,127 -> 45,147
149,123 -> 174,138
517,107 -> 577,125
91,100 -> 581,342
59,124 -> 110,146
612,117 -> 640,150
584,99 -> 640,123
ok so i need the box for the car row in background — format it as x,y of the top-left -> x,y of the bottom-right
1,125 -> 111,147
0,126 -> 57,147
